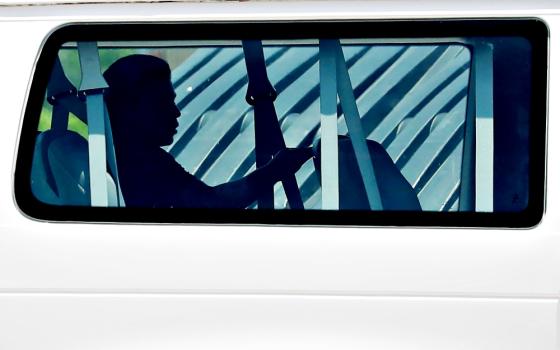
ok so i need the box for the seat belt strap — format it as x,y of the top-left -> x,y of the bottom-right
320,39 -> 383,210
242,40 -> 305,210
47,57 -> 75,133
78,41 -> 110,207
44,56 -> 78,195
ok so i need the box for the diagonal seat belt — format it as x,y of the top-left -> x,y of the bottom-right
77,41 -> 124,207
242,40 -> 304,209
319,39 -> 383,210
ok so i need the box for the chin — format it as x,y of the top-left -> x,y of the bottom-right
160,136 -> 175,147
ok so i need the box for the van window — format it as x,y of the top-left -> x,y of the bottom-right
14,21 -> 547,226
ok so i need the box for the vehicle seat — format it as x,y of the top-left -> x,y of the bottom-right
313,135 -> 422,210
31,130 -> 118,206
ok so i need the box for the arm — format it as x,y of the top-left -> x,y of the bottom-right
211,164 -> 276,209
195,147 -> 313,209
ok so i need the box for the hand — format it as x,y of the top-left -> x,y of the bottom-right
268,147 -> 314,180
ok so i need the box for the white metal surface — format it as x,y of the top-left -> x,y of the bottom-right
0,1 -> 558,349
0,294 -> 557,350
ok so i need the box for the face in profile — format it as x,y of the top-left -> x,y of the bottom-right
104,54 -> 181,148
132,79 -> 181,147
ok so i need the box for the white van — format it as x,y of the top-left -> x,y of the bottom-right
0,1 -> 559,349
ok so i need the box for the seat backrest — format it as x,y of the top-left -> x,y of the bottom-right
31,130 -> 118,206
314,136 -> 422,211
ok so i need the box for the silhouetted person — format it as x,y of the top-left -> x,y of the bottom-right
104,54 -> 312,208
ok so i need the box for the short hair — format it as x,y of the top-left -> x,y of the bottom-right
104,54 -> 171,104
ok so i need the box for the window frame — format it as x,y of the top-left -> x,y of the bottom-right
14,19 -> 548,227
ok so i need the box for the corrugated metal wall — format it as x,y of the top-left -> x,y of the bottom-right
168,44 -> 470,211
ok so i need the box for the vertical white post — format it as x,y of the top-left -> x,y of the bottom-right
333,40 -> 383,210
474,43 -> 494,212
78,41 -> 109,207
319,40 -> 339,210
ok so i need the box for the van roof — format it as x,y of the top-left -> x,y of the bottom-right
1,0 -> 559,9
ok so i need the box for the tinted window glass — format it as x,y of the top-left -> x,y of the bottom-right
14,21 -> 547,226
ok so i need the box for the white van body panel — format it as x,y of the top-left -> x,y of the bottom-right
0,1 -> 559,349
0,295 -> 558,350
